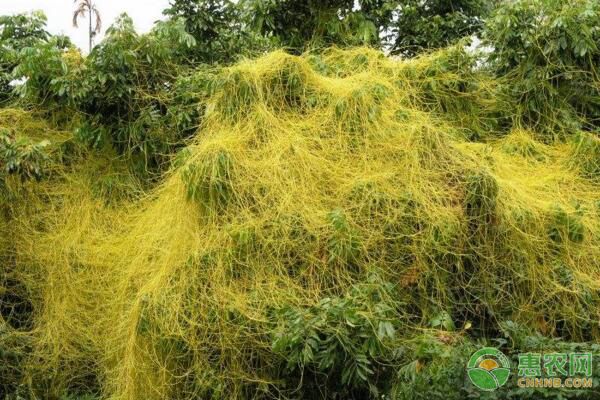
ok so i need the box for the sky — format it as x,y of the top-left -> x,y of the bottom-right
0,0 -> 171,52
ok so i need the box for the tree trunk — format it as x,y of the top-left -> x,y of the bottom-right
88,2 -> 93,53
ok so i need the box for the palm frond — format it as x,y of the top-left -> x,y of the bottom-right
92,5 -> 102,34
72,3 -> 88,28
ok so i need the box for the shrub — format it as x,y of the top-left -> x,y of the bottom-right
484,0 -> 600,135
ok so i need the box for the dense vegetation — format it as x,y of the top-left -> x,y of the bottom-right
1,0 -> 599,399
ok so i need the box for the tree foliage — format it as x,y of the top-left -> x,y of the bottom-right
163,0 -> 262,63
242,0 -> 385,49
2,2 -> 496,176
484,0 -> 600,135
0,11 -> 48,48
272,276 -> 401,398
14,15 -> 198,175
0,128 -> 49,183
387,0 -> 491,57
166,0 -> 492,56
0,11 -> 49,101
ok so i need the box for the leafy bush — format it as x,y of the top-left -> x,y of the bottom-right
0,11 -> 50,101
13,38 -> 79,107
392,334 -> 476,400
272,276 -> 403,398
484,0 -> 600,135
172,0 -> 492,56
243,0 -> 382,50
0,128 -> 49,182
387,0 -> 491,57
14,14 -> 198,175
163,0 -> 266,63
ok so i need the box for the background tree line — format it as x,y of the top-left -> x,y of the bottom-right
1,0 -> 599,180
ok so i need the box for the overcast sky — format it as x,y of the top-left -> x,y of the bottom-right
0,0 -> 171,52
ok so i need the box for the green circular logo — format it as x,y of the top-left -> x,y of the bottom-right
467,347 -> 511,391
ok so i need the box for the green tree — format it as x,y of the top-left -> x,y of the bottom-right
163,0 -> 265,63
242,0 -> 385,50
0,11 -> 49,101
483,0 -> 600,135
14,13 -> 201,176
386,0 -> 491,57
166,0 -> 491,56
75,15 -> 197,172
0,11 -> 48,48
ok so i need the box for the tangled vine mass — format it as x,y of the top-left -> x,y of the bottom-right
1,1 -> 600,399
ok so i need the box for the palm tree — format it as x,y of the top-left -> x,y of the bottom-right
72,0 -> 102,53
